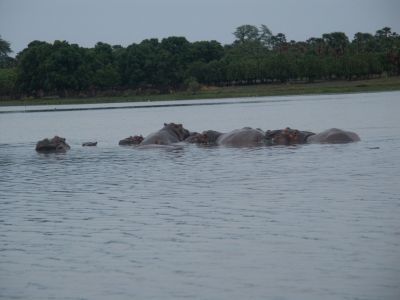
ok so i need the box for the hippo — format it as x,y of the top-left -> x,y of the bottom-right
216,127 -> 266,147
119,135 -> 144,146
82,141 -> 97,147
140,123 -> 190,145
184,132 -> 202,143
306,128 -> 360,144
36,136 -> 70,153
265,127 -> 316,145
185,130 -> 222,145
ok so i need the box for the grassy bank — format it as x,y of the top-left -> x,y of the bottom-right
1,76 -> 400,107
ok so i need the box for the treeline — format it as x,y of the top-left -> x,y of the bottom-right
0,25 -> 400,99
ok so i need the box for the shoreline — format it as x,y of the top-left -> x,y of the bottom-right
1,76 -> 400,107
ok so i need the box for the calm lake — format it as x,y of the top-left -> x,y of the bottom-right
1,92 -> 400,300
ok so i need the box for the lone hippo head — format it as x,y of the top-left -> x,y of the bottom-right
82,141 -> 97,147
36,136 -> 71,153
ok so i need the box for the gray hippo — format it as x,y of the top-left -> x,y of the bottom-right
119,135 -> 144,146
36,136 -> 70,153
307,128 -> 360,144
217,127 -> 266,147
264,127 -> 359,145
185,130 -> 222,145
265,127 -> 316,145
140,123 -> 190,145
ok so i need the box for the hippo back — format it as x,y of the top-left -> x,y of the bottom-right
141,123 -> 190,145
217,128 -> 265,147
307,128 -> 360,144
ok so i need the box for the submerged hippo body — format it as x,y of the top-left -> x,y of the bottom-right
266,128 -> 315,145
140,123 -> 190,145
217,128 -> 265,147
36,136 -> 71,153
119,135 -> 144,146
307,128 -> 360,144
185,130 -> 223,145
184,132 -> 202,143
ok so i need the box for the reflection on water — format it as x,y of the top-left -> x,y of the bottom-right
1,92 -> 400,300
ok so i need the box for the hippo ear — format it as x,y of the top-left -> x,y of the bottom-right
164,123 -> 167,127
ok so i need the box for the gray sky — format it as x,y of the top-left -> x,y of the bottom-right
1,0 -> 399,55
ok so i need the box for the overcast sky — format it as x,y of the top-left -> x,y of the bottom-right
1,0 -> 399,55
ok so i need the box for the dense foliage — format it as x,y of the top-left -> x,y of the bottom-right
1,25 -> 399,98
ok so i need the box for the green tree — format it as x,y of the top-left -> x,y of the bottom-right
160,36 -> 191,88
187,61 -> 208,83
92,64 -> 120,89
190,40 -> 224,63
259,24 -> 273,48
45,40 -> 85,97
299,55 -> 324,82
87,42 -> 120,90
0,35 -> 15,68
9,25 -> 398,99
16,41 -> 53,97
0,68 -> 17,97
322,32 -> 349,57
352,32 -> 376,53
270,33 -> 287,51
184,76 -> 201,94
306,37 -> 326,56
233,25 -> 260,44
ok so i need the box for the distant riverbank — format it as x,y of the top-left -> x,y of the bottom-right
1,76 -> 400,107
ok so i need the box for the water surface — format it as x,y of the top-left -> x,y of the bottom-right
1,92 -> 400,299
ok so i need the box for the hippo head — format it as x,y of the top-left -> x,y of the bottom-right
202,130 -> 222,144
185,130 -> 221,145
164,123 -> 190,141
266,128 -> 313,145
185,132 -> 208,144
36,135 -> 70,152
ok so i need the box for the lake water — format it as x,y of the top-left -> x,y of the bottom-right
1,92 -> 400,300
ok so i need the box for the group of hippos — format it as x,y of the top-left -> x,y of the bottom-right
35,123 -> 360,153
